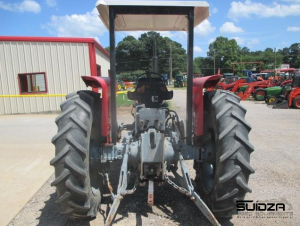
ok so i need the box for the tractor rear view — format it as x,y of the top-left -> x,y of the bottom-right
50,1 -> 255,225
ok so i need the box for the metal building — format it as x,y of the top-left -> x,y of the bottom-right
0,36 -> 110,115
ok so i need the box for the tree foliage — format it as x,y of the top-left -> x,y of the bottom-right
194,36 -> 299,76
115,32 -> 186,79
106,33 -> 299,79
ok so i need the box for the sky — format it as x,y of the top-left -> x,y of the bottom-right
0,0 -> 300,57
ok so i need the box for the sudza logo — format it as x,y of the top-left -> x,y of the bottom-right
235,199 -> 293,219
237,200 -> 286,211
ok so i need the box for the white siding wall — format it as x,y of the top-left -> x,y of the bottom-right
95,48 -> 110,77
0,41 -> 91,114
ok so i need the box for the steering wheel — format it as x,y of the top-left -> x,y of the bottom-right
135,71 -> 166,84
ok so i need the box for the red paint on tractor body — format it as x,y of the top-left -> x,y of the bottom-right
289,87 -> 300,107
280,79 -> 292,87
217,78 -> 247,91
231,79 -> 247,93
193,75 -> 222,137
81,76 -> 110,140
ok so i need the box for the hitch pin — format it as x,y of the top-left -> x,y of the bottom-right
148,180 -> 154,206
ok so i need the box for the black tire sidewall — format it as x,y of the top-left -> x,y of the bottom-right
195,90 -> 253,219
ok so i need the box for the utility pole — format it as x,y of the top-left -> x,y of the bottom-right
213,50 -> 216,74
168,42 -> 173,84
274,47 -> 277,73
152,37 -> 158,73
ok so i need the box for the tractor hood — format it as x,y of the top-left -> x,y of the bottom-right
265,86 -> 281,91
265,86 -> 282,91
96,0 -> 209,31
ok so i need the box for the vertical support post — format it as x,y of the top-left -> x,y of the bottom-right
168,42 -> 173,83
213,50 -> 216,75
186,7 -> 194,144
274,48 -> 277,73
153,37 -> 158,73
109,6 -> 117,144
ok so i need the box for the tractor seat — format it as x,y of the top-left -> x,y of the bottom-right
128,78 -> 173,108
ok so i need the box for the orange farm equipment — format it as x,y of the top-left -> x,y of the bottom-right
269,74 -> 300,109
237,80 -> 277,100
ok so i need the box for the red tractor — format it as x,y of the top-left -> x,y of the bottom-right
50,1 -> 254,226
231,77 -> 256,93
214,76 -> 243,90
207,75 -> 248,92
237,79 -> 277,100
269,74 -> 300,109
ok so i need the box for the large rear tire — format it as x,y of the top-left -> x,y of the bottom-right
51,91 -> 105,219
293,97 -> 300,109
253,88 -> 266,101
194,90 -> 255,219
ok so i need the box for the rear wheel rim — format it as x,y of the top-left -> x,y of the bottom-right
201,163 -> 214,193
200,123 -> 217,194
269,97 -> 276,103
256,91 -> 265,100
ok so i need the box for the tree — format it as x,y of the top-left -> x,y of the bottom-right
207,37 -> 242,74
116,36 -> 147,73
279,47 -> 290,64
241,47 -> 250,54
289,43 -> 300,68
115,32 -> 187,79
193,57 -> 213,75
114,33 -> 298,79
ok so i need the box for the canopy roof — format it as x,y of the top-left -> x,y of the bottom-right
97,0 -> 209,31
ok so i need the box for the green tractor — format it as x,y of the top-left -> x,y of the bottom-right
117,80 -> 127,91
174,74 -> 184,87
253,80 -> 293,102
264,85 -> 292,103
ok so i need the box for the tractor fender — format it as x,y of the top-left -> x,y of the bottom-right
193,75 -> 222,136
81,76 -> 110,138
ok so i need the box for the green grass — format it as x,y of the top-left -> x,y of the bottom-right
116,93 -> 174,109
166,100 -> 173,109
167,86 -> 187,90
116,93 -> 134,107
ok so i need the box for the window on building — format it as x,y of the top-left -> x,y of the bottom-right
97,64 -> 101,77
18,73 -> 48,94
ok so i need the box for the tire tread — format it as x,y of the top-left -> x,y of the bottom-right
195,90 -> 254,218
51,91 -> 102,219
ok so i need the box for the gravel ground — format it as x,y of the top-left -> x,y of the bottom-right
9,90 -> 300,226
